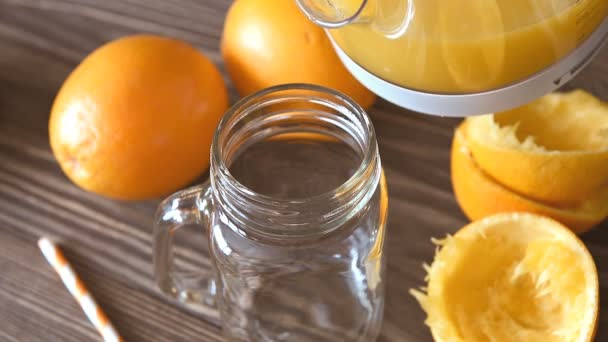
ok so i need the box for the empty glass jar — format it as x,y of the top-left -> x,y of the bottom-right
154,84 -> 388,341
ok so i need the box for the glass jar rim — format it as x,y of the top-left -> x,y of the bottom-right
209,83 -> 381,240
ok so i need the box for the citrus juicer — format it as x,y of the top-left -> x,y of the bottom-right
296,0 -> 608,116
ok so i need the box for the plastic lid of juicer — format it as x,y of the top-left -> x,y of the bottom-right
296,0 -> 608,117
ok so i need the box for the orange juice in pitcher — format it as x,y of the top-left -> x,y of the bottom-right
296,0 -> 608,115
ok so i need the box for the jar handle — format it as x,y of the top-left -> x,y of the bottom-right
153,182 -> 217,316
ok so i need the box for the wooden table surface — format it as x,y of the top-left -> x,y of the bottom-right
1,1 -> 607,341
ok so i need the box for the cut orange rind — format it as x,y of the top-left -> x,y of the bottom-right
411,212 -> 599,342
465,90 -> 608,204
452,124 -> 608,233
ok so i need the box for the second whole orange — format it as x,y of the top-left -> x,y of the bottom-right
221,0 -> 376,110
49,35 -> 229,200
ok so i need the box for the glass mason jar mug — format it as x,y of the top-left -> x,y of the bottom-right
154,84 -> 388,341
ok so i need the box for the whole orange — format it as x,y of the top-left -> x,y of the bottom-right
49,35 -> 228,200
221,0 -> 376,109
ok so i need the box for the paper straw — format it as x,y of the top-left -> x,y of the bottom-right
38,237 -> 124,342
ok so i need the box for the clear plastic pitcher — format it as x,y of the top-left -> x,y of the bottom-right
297,0 -> 608,115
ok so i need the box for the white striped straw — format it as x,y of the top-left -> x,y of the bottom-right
38,237 -> 124,342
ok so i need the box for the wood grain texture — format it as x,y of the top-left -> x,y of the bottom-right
0,0 -> 607,341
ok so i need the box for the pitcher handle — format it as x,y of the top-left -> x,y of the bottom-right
296,0 -> 369,28
153,182 -> 217,313
296,0 -> 414,38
